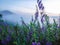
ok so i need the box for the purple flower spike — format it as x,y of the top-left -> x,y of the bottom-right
42,6 -> 44,10
41,14 -> 45,23
38,0 -> 42,6
32,42 -> 37,45
37,42 -> 41,45
37,0 -> 44,10
46,41 -> 52,45
39,4 -> 43,10
35,11 -> 38,20
39,6 -> 42,9
35,6 -> 39,20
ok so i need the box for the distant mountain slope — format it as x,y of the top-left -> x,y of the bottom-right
0,10 -> 13,15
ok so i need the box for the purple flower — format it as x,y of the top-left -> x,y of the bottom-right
42,6 -> 44,10
35,10 -> 38,20
39,4 -> 43,10
6,35 -> 11,42
32,42 -> 37,45
35,5 -> 39,21
41,18 -> 43,23
41,26 -> 45,30
1,39 -> 7,45
38,0 -> 42,6
28,31 -> 33,40
37,42 -> 41,45
29,31 -> 32,36
46,41 -> 52,45
37,0 -> 44,10
41,14 -> 45,23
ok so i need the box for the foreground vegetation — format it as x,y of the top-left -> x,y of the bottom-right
0,13 -> 60,45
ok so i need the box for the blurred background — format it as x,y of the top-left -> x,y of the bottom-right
0,0 -> 60,24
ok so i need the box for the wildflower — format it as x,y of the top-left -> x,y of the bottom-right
29,31 -> 32,36
37,42 -> 41,45
35,11 -> 38,20
1,39 -> 7,45
38,0 -> 42,6
35,5 -> 39,20
6,35 -> 11,42
46,41 -> 52,45
41,14 -> 45,23
32,42 -> 37,45
37,0 -> 44,11
42,6 -> 44,10
39,3 -> 43,10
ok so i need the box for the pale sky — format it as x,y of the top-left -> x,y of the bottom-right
0,0 -> 60,16
44,0 -> 60,15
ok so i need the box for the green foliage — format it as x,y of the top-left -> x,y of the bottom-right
0,14 -> 60,45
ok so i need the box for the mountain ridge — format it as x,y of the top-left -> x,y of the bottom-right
0,10 -> 14,15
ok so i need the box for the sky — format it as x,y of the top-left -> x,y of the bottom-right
0,0 -> 60,16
